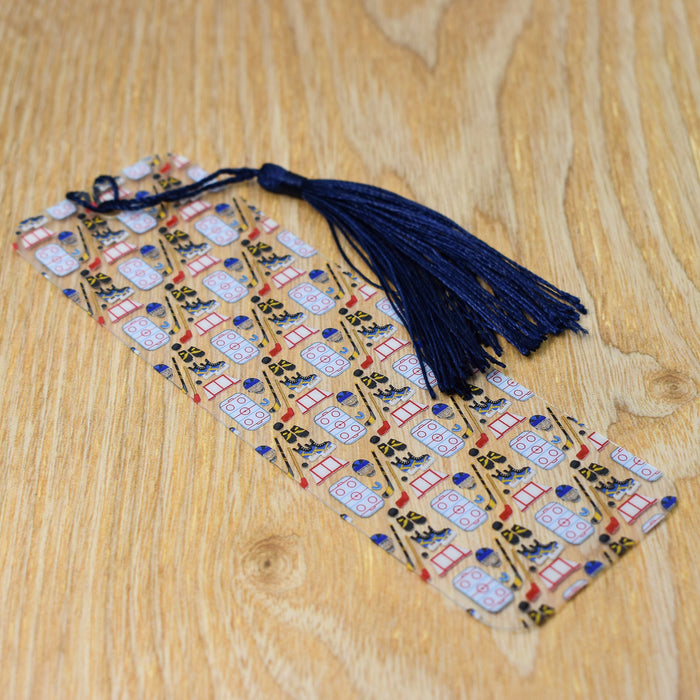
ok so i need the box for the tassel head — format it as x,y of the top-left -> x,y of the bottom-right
257,163 -> 307,199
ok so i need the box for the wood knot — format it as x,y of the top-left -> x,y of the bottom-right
240,534 -> 305,593
647,370 -> 696,404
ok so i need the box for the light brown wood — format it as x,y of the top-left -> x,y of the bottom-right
0,0 -> 698,697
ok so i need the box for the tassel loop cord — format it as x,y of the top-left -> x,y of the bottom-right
67,167 -> 261,213
66,162 -> 587,397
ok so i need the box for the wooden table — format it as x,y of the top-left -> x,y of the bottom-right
1,1 -> 698,697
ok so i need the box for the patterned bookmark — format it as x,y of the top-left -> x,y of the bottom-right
14,153 -> 677,630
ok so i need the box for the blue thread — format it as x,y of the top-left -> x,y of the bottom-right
66,164 -> 587,396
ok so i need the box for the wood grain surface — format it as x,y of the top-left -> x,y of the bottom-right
0,0 -> 698,697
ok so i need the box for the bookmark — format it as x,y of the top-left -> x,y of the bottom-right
15,153 -> 677,630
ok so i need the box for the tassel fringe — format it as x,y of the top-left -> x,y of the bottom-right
67,163 -> 587,397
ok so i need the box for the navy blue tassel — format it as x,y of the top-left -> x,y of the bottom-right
67,163 -> 587,397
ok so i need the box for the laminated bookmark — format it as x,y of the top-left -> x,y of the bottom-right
14,153 -> 677,630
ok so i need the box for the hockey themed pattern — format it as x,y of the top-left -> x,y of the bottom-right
14,154 -> 678,630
